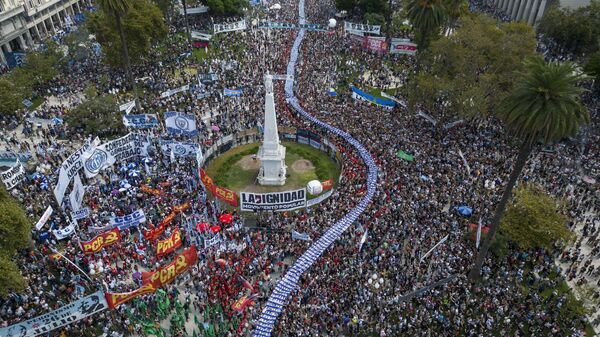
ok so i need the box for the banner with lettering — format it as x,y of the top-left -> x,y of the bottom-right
0,291 -> 108,337
390,38 -> 417,55
321,179 -> 333,190
104,282 -> 157,310
143,203 -> 188,241
122,114 -> 159,128
88,210 -> 146,233
81,133 -> 151,178
54,138 -> 97,205
199,169 -> 238,207
1,159 -> 26,190
240,189 -> 306,211
156,228 -> 182,257
81,228 -> 121,254
140,184 -> 161,196
141,245 -> 197,285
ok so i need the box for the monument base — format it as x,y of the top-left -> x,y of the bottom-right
258,145 -> 287,186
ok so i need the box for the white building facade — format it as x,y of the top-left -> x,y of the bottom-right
0,0 -> 90,66
489,0 -> 590,24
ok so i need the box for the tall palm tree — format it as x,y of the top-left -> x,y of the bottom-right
181,0 -> 192,49
406,0 -> 445,73
468,57 -> 590,281
97,0 -> 139,108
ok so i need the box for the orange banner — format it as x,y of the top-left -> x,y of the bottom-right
322,179 -> 333,190
142,245 -> 197,285
81,228 -> 121,255
143,203 -> 188,241
214,186 -> 239,207
200,169 -> 216,194
156,229 -> 182,257
200,169 -> 239,207
232,294 -> 257,312
105,245 -> 197,309
105,282 -> 157,309
140,184 -> 161,196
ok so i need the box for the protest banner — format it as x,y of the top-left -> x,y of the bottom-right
156,228 -> 182,257
1,159 -> 26,190
35,206 -> 53,230
81,133 -> 151,178
54,139 -> 97,205
199,169 -> 238,206
164,112 -> 198,136
390,38 -> 417,55
81,228 -> 121,254
240,189 -> 306,211
344,21 -> 381,35
0,291 -> 108,337
122,114 -> 159,128
159,139 -> 199,157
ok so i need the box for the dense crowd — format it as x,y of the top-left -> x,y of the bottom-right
0,0 -> 599,336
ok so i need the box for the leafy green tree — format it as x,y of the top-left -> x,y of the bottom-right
0,187 -> 31,298
405,15 -> 536,121
153,0 -> 174,21
537,1 -> 600,56
20,43 -> 63,87
65,92 -> 126,137
0,258 -> 26,298
584,50 -> 600,93
501,185 -> 573,250
336,0 -> 357,11
406,0 -> 445,72
0,77 -> 29,116
205,0 -> 247,15
469,57 -> 590,281
364,12 -> 385,25
359,0 -> 387,14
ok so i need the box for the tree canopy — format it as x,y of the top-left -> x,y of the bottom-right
0,43 -> 63,116
0,187 -> 31,297
501,185 -> 573,250
65,87 -> 126,137
537,0 -> 600,56
88,0 -> 167,68
405,14 -> 536,120
205,0 -> 248,16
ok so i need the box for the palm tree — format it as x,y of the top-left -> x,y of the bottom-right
468,57 -> 590,281
406,0 -> 446,73
181,0 -> 192,48
97,0 -> 139,108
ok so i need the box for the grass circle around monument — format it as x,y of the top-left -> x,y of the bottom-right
205,141 -> 340,195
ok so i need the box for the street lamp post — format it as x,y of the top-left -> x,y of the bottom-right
366,273 -> 385,335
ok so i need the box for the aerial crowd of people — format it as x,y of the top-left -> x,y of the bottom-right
0,0 -> 599,336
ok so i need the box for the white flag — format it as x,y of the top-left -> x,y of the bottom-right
359,229 -> 368,252
476,217 -> 483,249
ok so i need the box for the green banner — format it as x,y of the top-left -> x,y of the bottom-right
397,150 -> 414,161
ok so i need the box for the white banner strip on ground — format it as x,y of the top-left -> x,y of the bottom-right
0,291 -> 108,337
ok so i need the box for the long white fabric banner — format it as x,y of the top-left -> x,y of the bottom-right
35,206 -> 53,230
0,291 -> 108,337
164,112 -> 198,136
69,174 -> 85,211
81,133 -> 150,178
52,221 -> 76,240
159,139 -> 199,157
1,159 -> 26,190
214,20 -> 247,34
54,139 -> 98,205
344,21 -> 381,35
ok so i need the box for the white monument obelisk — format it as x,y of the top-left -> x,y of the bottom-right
258,74 -> 287,186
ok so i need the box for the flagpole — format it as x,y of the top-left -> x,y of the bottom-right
49,247 -> 95,286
